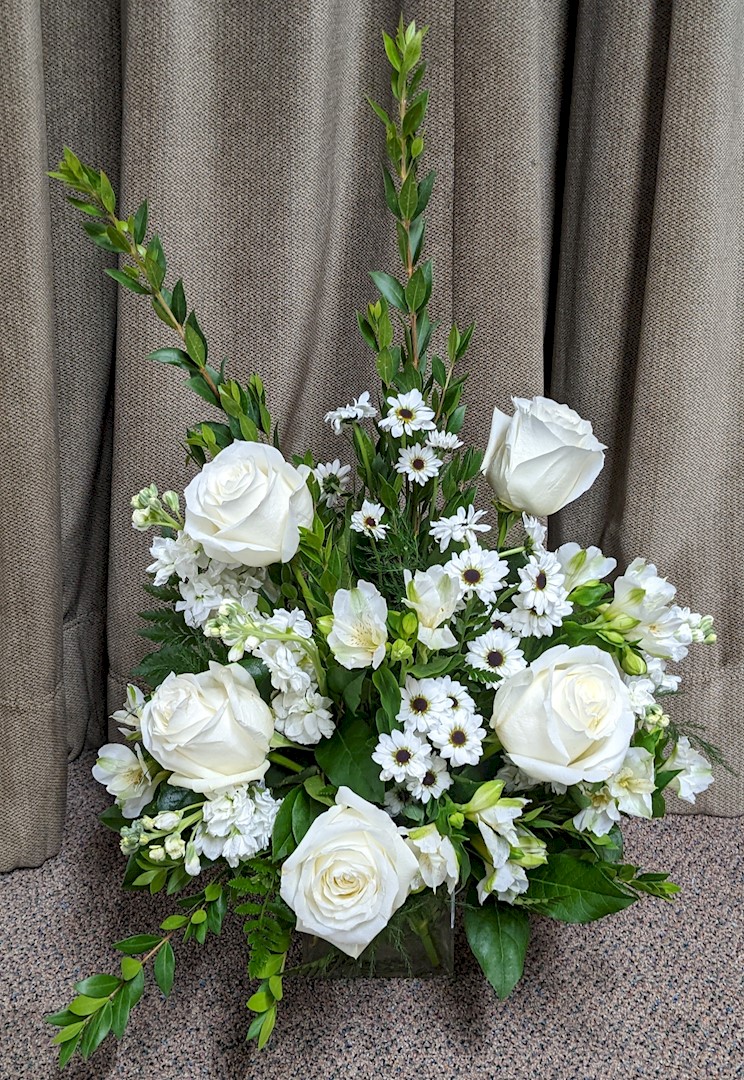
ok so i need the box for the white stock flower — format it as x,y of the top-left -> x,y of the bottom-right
176,574 -> 225,629
665,736 -> 714,803
606,747 -> 655,818
147,531 -> 205,585
324,391 -> 377,434
402,566 -> 460,650
379,389 -> 435,437
395,443 -> 442,485
482,395 -> 605,516
111,684 -> 146,735
644,656 -> 681,695
184,441 -> 313,568
405,754 -> 452,803
139,662 -> 274,794
430,506 -> 491,552
350,499 -> 389,540
491,644 -> 635,786
398,676 -> 450,734
426,430 -> 463,452
328,580 -> 388,670
257,638 -> 314,695
313,459 -> 351,508
445,545 -> 509,604
273,688 -> 335,745
404,823 -> 459,892
623,673 -> 657,716
372,729 -> 431,783
193,784 -> 280,867
280,787 -> 419,958
466,628 -> 526,679
555,543 -> 617,593
92,743 -> 158,818
429,710 -> 486,767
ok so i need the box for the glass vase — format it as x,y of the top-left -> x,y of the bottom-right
298,889 -> 455,979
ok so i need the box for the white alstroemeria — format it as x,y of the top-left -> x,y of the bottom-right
522,514 -> 547,552
147,531 -> 206,585
665,736 -> 714,803
404,823 -> 459,892
395,443 -> 442,486
471,797 -> 529,848
477,858 -> 529,905
327,580 -> 388,670
572,787 -> 621,836
605,558 -> 692,661
402,565 -> 460,650
511,827 -> 548,868
193,785 -> 281,868
426,430 -> 463,452
92,743 -> 159,819
371,729 -> 431,783
405,754 -> 452,804
429,710 -> 487,767
445,545 -> 509,604
517,551 -> 570,617
111,684 -> 146,735
379,388 -> 435,437
398,676 -> 451,735
606,747 -> 656,818
312,460 -> 351,508
324,390 -> 377,434
555,542 -> 617,593
272,687 -> 335,745
430,506 -> 491,552
466,628 -> 526,679
350,499 -> 389,540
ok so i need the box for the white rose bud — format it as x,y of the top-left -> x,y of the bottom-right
280,787 -> 419,958
482,396 -> 605,516
491,644 -> 635,786
140,661 -> 274,794
184,440 -> 313,567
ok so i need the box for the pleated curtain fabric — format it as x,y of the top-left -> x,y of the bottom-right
0,0 -> 741,870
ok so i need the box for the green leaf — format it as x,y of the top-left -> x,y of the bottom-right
45,1010 -> 81,1028
110,991 -> 131,1040
405,266 -> 427,311
291,787 -> 325,845
402,91 -> 427,136
74,974 -> 120,997
155,782 -> 197,813
382,167 -> 399,217
113,934 -> 162,955
372,666 -> 401,732
370,270 -> 407,312
191,909 -> 207,924
382,31 -> 401,70
104,268 -> 150,294
376,347 -> 397,384
367,97 -> 392,127
184,322 -> 206,367
171,278 -> 187,324
160,913 -> 188,931
413,170 -> 435,219
205,882 -> 223,902
399,172 -> 418,219
464,902 -> 530,999
356,312 -> 377,350
315,715 -> 384,804
154,941 -> 175,998
272,785 -> 302,861
69,995 -> 108,1017
105,225 -> 131,253
66,195 -> 101,215
247,989 -> 273,1013
409,216 -> 425,263
148,346 -> 193,369
120,956 -> 142,981
99,170 -> 116,213
52,1021 -> 85,1044
257,1006 -> 277,1049
121,967 -> 145,1009
80,1000 -> 112,1059
133,200 -> 148,244
99,803 -> 128,833
327,666 -> 366,715
526,854 -> 636,922
58,1032 -> 81,1069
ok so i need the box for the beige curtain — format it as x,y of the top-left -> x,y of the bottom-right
1,0 -> 741,871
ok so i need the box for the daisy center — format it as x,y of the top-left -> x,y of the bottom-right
487,650 -> 504,668
463,568 -> 482,585
411,696 -> 429,713
535,571 -> 548,589
395,748 -> 412,765
450,729 -> 467,746
422,771 -> 436,787
398,407 -> 414,420
364,516 -> 377,527
412,457 -> 425,470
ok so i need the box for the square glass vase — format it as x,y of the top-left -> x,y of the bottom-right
299,890 -> 455,979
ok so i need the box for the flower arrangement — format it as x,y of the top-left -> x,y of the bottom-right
45,18 -> 718,1070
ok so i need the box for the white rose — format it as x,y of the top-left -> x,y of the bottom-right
327,580 -> 388,670
491,644 -> 634,785
139,661 -> 274,794
402,566 -> 460,650
184,440 -> 313,568
280,786 -> 419,958
482,396 -> 605,516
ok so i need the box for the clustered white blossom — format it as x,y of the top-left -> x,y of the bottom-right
188,784 -> 282,873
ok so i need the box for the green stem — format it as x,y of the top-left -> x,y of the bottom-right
410,918 -> 440,969
268,752 -> 305,773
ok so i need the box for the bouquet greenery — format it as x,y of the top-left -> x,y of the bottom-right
46,17 -> 717,1070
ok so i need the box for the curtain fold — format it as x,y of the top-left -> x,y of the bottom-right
1,0 -> 741,869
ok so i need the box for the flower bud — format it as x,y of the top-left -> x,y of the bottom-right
447,812 -> 464,829
131,509 -> 150,532
390,639 -> 413,662
148,845 -> 166,862
401,612 -> 418,639
141,815 -> 156,830
153,811 -> 181,831
164,834 -> 186,859
316,615 -> 334,638
510,829 -> 548,869
605,613 -> 640,632
460,779 -> 506,816
184,841 -> 201,877
620,648 -> 647,676
162,490 -> 180,514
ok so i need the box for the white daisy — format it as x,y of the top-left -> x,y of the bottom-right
445,545 -> 509,604
395,443 -> 442,486
350,499 -> 388,540
521,514 -> 547,552
466,628 -> 526,678
517,551 -> 569,616
405,755 -> 452,803
372,729 -> 431,783
378,388 -> 436,437
426,430 -> 463,452
436,675 -> 477,717
430,506 -> 491,552
313,459 -> 351,508
324,390 -> 377,434
501,600 -> 571,639
398,676 -> 451,735
429,710 -> 486,767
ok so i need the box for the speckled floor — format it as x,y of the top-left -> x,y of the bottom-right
0,754 -> 742,1080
